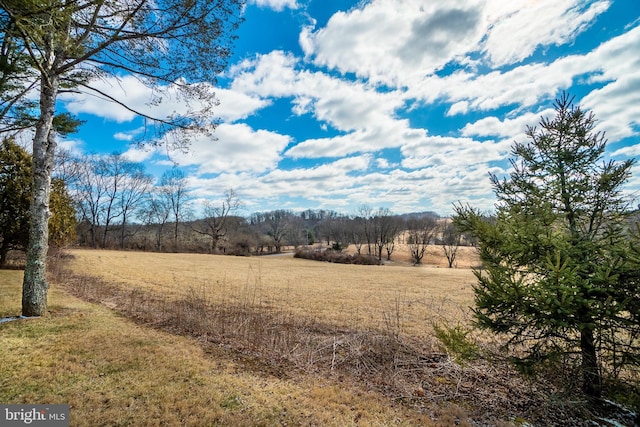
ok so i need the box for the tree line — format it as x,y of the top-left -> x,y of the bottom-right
1,143 -> 467,265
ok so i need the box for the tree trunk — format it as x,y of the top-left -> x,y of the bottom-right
22,74 -> 58,316
0,244 -> 8,268
581,327 -> 602,398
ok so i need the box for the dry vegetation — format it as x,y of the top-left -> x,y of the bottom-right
1,269 -> 426,426
62,247 -> 479,337
2,247 -> 627,425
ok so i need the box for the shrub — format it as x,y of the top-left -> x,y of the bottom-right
294,248 -> 380,265
433,324 -> 478,362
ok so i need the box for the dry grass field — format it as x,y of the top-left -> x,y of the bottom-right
63,247 -> 479,338
0,269 -> 430,426
2,247 -> 613,425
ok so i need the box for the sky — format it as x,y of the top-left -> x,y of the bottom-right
53,0 -> 640,216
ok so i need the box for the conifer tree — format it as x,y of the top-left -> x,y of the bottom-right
454,93 -> 640,398
0,138 -> 31,266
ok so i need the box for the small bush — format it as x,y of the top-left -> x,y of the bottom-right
294,248 -> 380,265
433,324 -> 478,362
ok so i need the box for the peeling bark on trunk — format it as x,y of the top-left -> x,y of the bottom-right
22,74 -> 58,317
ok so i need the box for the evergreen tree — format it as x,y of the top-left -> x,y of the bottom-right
454,93 -> 639,398
49,178 -> 76,247
0,140 -> 78,265
0,138 -> 31,266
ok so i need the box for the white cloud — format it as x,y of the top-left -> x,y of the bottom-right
401,135 -> 508,170
447,101 -> 469,116
215,88 -> 271,122
581,74 -> 640,142
113,132 -> 134,142
298,0 -> 609,89
122,145 -> 155,163
461,108 -> 555,138
59,75 -> 220,125
169,123 -> 291,174
249,0 -> 298,11
300,0 -> 486,86
55,1 -> 639,216
376,158 -> 391,169
481,0 -> 611,66
231,51 -> 426,158
287,124 -> 426,159
113,126 -> 147,142
579,25 -> 640,142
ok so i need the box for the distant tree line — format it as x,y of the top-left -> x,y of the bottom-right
1,144 -> 468,264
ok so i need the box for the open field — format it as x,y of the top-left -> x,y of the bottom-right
62,248 -> 479,338
0,269 -> 431,426
3,248 -> 623,425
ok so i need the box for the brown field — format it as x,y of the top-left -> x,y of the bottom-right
63,247 -> 480,338
2,247 -> 602,425
0,269 -> 432,426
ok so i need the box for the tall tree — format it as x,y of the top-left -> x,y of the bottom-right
0,138 -> 31,266
48,177 -> 76,247
0,0 -> 243,315
406,215 -> 438,265
159,168 -> 190,251
454,93 -> 639,398
193,189 -> 241,253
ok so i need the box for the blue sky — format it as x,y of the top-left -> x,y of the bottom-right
53,0 -> 640,216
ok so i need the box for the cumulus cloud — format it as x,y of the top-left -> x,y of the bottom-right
55,1 -> 639,215
481,0 -> 611,66
215,88 -> 271,122
300,0 -> 487,85
461,109 -> 556,138
122,148 -> 155,163
400,135 -> 508,170
59,75 -> 222,124
169,123 -> 291,175
299,0 -> 609,89
249,0 -> 298,11
231,51 -> 424,158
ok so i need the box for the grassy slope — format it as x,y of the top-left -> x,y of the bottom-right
0,268 -> 432,426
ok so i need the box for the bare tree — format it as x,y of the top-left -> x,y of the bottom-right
318,214 -> 351,251
441,219 -> 462,268
406,216 -> 439,265
75,155 -> 108,248
0,0 -> 243,315
383,215 -> 402,261
99,154 -> 130,248
356,204 -> 374,255
192,189 -> 241,253
159,168 -> 191,251
370,207 -> 398,262
117,163 -> 152,249
251,210 -> 298,254
142,192 -> 170,252
54,147 -> 82,187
